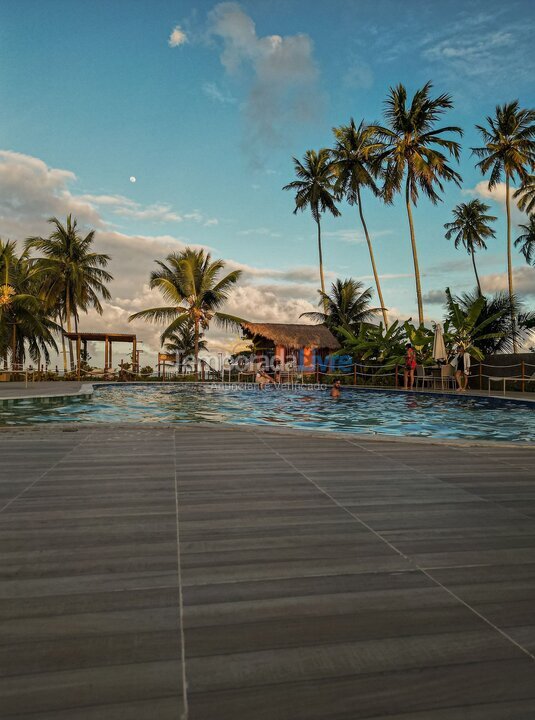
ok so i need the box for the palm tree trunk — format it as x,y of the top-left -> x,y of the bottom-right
194,317 -> 199,379
11,324 -> 17,371
60,324 -> 67,374
66,315 -> 74,371
505,174 -> 518,353
316,218 -> 328,312
65,296 -> 74,371
471,248 -> 482,295
356,187 -> 388,328
405,180 -> 424,326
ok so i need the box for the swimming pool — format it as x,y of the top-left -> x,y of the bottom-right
1,384 -> 534,442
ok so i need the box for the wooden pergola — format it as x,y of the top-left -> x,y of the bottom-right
64,332 -> 137,379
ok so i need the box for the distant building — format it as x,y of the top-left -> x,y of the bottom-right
239,322 -> 340,371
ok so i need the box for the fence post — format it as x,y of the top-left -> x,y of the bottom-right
479,363 -> 482,391
201,362 -> 205,382
522,361 -> 525,393
353,363 -> 357,385
315,363 -> 319,383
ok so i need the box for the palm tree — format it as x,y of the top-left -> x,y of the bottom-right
300,278 -> 380,339
471,101 -> 535,351
26,215 -> 113,371
283,149 -> 340,307
515,215 -> 535,265
514,174 -> 535,214
330,119 -> 389,326
444,200 -> 496,294
164,322 -> 207,373
444,288 -> 506,361
129,248 -> 242,376
453,289 -> 535,355
0,240 -> 58,370
376,82 -> 463,326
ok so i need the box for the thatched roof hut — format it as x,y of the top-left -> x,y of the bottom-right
240,322 -> 340,351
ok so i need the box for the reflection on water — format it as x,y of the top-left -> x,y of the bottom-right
0,384 -> 534,442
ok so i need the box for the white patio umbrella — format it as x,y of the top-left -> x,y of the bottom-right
432,323 -> 447,362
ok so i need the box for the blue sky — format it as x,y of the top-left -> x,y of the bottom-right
0,0 -> 534,358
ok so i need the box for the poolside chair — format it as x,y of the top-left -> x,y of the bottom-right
440,364 -> 456,391
415,365 -> 434,389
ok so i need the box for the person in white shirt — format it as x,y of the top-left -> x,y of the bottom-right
450,345 -> 471,392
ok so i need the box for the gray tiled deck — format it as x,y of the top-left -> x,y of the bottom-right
1,425 -> 535,719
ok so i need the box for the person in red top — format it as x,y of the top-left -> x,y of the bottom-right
403,343 -> 417,390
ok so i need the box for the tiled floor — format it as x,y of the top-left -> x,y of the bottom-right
1,425 -> 535,719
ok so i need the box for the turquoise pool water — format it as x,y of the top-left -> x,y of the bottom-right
1,384 -> 534,442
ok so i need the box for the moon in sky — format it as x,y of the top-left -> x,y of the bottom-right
129,176 -> 136,183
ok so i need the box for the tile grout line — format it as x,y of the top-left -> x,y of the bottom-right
257,433 -> 535,664
345,438 -> 535,523
172,428 -> 189,720
0,430 -> 98,515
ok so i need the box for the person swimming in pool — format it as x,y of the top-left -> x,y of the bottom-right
255,366 -> 276,389
331,379 -> 342,398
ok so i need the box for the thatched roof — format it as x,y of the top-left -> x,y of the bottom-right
240,322 -> 340,350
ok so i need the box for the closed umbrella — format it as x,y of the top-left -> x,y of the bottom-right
433,323 -> 447,362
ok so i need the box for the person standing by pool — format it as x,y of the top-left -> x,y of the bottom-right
331,379 -> 342,398
451,344 -> 471,392
403,343 -> 417,390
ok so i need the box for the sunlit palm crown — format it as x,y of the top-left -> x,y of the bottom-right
282,149 -> 340,222
444,200 -> 497,253
514,174 -> 535,214
376,81 -> 463,204
129,248 -> 243,343
330,119 -> 383,203
472,101 -> 535,187
301,278 -> 380,333
0,238 -> 59,364
515,215 -> 535,266
26,214 -> 112,324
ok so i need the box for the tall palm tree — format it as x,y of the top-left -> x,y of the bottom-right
0,240 -> 58,369
471,101 -> 535,351
300,278 -> 380,339
514,174 -> 535,215
164,322 -> 207,373
26,215 -> 112,371
283,149 -> 340,307
330,119 -> 389,326
376,82 -> 463,326
129,248 -> 242,376
444,200 -> 496,294
515,215 -> 535,265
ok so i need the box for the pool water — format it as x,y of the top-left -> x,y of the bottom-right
1,384 -> 534,442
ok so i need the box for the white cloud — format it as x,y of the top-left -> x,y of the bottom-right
324,228 -> 392,244
238,226 -> 281,238
168,25 -> 188,47
114,203 -> 182,223
481,266 -> 535,298
0,150 -> 102,238
207,2 -> 323,164
465,181 -> 527,226
419,11 -> 534,87
2,149 -> 330,363
202,81 -> 236,104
